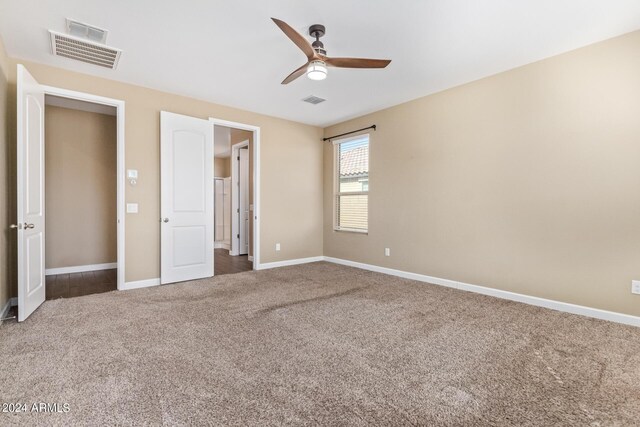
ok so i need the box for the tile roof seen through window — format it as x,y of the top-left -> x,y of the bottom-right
339,139 -> 369,177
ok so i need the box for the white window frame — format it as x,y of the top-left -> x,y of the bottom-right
333,133 -> 369,234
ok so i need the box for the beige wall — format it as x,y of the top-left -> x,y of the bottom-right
0,36 -> 11,311
45,106 -> 117,269
324,30 -> 640,317
214,157 -> 230,178
6,58 -> 323,287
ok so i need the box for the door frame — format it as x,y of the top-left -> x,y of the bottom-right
213,177 -> 230,250
41,85 -> 126,290
230,139 -> 249,256
209,118 -> 260,269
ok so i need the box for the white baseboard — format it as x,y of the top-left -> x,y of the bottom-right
46,262 -> 117,276
214,242 -> 230,250
120,278 -> 160,291
323,257 -> 640,328
248,255 -> 254,262
257,256 -> 325,270
65,253 -> 636,327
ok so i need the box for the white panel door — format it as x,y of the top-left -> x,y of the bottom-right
161,111 -> 214,284
239,148 -> 249,255
16,64 -> 46,322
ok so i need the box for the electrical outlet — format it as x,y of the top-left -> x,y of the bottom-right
385,248 -> 390,257
275,243 -> 281,251
632,280 -> 640,295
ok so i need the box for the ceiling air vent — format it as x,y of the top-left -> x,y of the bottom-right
49,30 -> 122,69
302,95 -> 326,105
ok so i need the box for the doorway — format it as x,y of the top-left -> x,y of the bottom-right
43,95 -> 118,299
15,64 -> 125,321
159,113 -> 259,284
213,124 -> 254,275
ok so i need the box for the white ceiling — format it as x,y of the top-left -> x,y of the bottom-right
2,1 -> 640,127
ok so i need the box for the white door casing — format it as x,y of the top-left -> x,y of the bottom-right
223,177 -> 231,243
239,148 -> 249,255
16,64 -> 46,322
161,111 -> 214,284
40,84 -> 126,291
214,178 -> 224,242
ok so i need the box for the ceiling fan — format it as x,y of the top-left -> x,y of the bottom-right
271,18 -> 391,84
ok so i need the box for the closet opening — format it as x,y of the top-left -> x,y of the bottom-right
43,95 -> 118,298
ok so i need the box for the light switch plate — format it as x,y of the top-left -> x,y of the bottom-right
127,169 -> 138,179
632,280 -> 640,295
275,243 -> 281,251
385,248 -> 391,257
126,203 -> 138,214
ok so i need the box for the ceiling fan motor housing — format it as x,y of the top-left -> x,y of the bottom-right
309,24 -> 327,55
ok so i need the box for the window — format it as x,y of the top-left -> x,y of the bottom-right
334,134 -> 369,233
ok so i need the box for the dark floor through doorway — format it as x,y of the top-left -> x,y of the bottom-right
215,248 -> 252,276
45,269 -> 117,300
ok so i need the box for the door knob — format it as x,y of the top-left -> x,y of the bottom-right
9,224 -> 21,230
24,223 -> 35,229
163,218 -> 169,223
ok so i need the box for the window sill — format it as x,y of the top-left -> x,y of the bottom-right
334,228 -> 368,235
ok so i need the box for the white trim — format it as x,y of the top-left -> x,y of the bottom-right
256,256 -> 325,270
214,242 -> 230,250
45,263 -> 117,275
121,278 -> 160,290
333,228 -> 368,235
41,85 -> 126,292
209,118 -> 260,270
323,257 -> 640,328
248,255 -> 254,262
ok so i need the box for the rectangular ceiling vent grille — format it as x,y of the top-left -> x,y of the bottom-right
49,30 -> 122,69
302,95 -> 326,105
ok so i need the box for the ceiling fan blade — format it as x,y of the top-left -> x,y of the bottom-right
281,62 -> 309,84
325,57 -> 391,69
271,18 -> 316,60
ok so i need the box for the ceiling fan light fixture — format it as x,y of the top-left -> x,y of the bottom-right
271,18 -> 390,84
307,60 -> 328,81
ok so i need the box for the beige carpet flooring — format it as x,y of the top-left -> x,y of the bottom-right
1,262 -> 639,425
